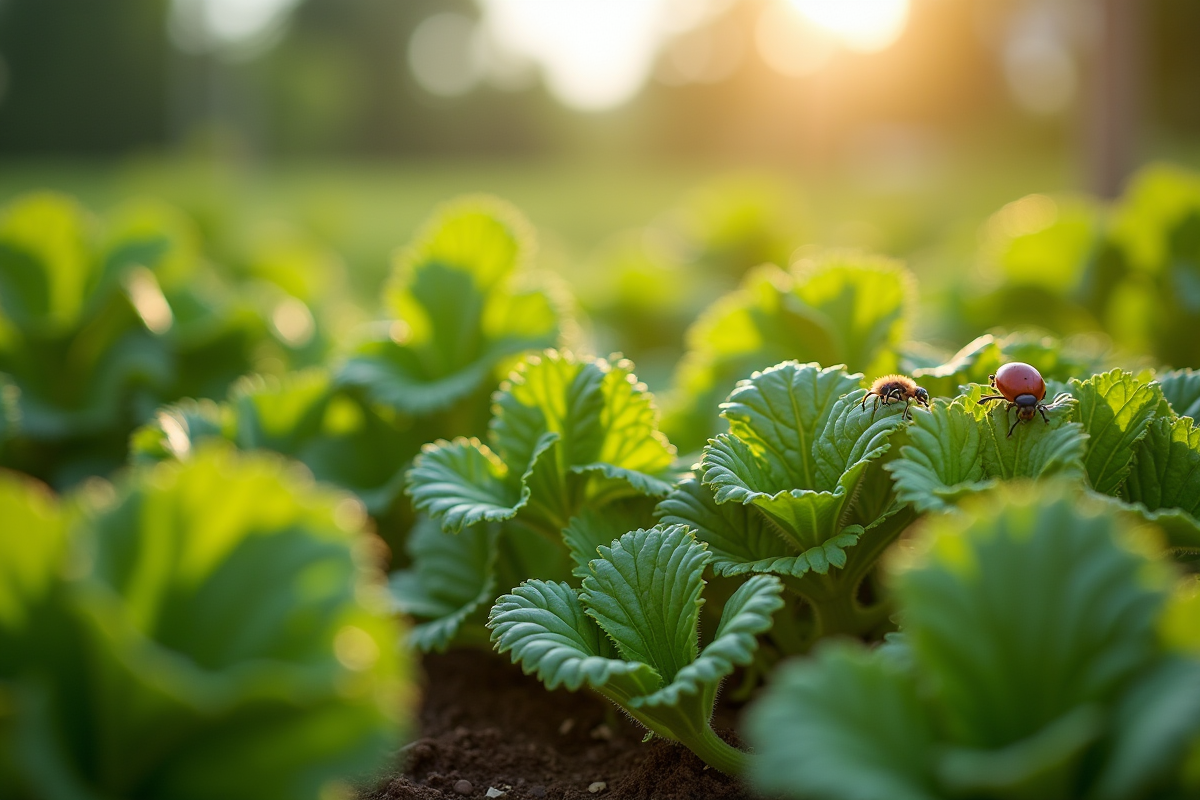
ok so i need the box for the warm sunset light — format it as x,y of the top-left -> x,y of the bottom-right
785,0 -> 910,53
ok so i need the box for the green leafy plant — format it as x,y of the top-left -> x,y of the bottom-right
747,482 -> 1200,800
128,368 -> 420,545
663,253 -> 914,453
889,367 -> 1200,558
0,445 -> 411,800
338,195 -> 561,421
658,361 -> 916,651
0,193 -> 312,487
400,349 -> 677,649
489,524 -> 783,775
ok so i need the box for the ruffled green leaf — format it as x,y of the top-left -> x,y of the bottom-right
638,574 -> 783,708
406,437 -> 531,533
664,254 -> 913,452
0,473 -> 68,664
747,642 -> 939,800
700,363 -> 903,550
492,525 -> 774,774
580,525 -> 710,683
1158,369 -> 1200,420
964,386 -> 1087,481
901,486 -> 1167,754
885,399 -> 990,514
390,518 -> 498,652
493,352 -> 676,501
1124,417 -> 1200,551
656,477 -> 843,578
339,197 -> 558,415
488,579 -> 660,697
1068,369 -> 1164,495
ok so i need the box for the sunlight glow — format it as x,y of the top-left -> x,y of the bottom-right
477,0 -> 733,111
785,0 -> 910,53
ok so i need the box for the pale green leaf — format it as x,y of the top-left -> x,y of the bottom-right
901,485 -> 1168,751
637,574 -> 783,708
405,437 -> 528,533
1069,369 -> 1164,495
579,525 -> 710,683
1092,657 -> 1200,800
390,518 -> 497,652
340,197 -> 558,414
0,193 -> 94,336
488,580 -> 661,696
747,642 -> 939,800
885,399 -> 991,514
1158,369 -> 1200,420
493,352 -> 675,490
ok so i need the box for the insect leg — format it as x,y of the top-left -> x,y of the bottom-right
1008,413 -> 1021,438
903,398 -> 913,420
1039,405 -> 1050,424
861,392 -> 870,411
979,394 -> 1006,403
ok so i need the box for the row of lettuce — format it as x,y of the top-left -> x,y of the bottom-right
2,173 -> 1200,798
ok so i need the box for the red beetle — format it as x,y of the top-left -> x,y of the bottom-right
980,362 -> 1056,437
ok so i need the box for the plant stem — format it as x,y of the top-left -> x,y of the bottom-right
681,725 -> 747,776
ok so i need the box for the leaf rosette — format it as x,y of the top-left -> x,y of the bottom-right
398,350 -> 677,650
659,361 -> 915,644
489,524 -> 783,775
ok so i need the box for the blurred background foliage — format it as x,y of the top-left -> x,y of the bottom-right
2,0 -> 1200,483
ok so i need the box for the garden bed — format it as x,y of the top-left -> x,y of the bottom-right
363,651 -> 752,800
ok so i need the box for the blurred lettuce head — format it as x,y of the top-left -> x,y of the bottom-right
0,444 -> 412,800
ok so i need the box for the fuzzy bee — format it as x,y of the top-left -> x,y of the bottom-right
860,374 -> 930,420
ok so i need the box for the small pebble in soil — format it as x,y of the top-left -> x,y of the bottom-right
453,779 -> 473,795
530,786 -> 546,798
589,724 -> 613,741
588,781 -> 607,793
485,788 -> 505,798
558,718 -> 575,735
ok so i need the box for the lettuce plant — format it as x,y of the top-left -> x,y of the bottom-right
658,361 -> 916,650
0,193 -> 312,487
747,482 -> 1200,800
400,349 -> 677,650
663,253 -> 914,453
338,195 -> 561,421
489,524 -> 783,775
890,367 -> 1200,557
0,445 -> 410,800
129,369 -> 420,544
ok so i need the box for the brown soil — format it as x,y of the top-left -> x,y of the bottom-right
361,650 -> 757,800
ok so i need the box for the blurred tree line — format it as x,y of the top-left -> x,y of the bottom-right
0,0 -> 1197,163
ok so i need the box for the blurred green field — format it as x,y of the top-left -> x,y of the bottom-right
0,147 -> 1091,299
